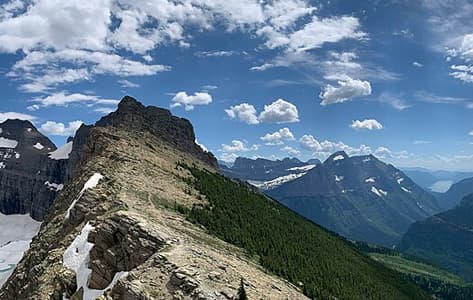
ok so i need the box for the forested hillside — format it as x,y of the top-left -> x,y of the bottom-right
180,164 -> 428,300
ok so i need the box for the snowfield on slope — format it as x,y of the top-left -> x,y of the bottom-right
49,142 -> 73,160
63,222 -> 128,300
65,173 -> 104,219
286,164 -> 316,172
371,186 -> 388,198
0,138 -> 18,149
248,172 -> 307,190
0,213 -> 41,287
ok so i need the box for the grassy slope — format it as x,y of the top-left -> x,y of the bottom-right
182,166 -> 428,300
370,253 -> 464,285
354,242 -> 473,300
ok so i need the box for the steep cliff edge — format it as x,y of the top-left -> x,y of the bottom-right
1,97 -> 427,299
0,120 -> 67,220
0,97 -> 306,299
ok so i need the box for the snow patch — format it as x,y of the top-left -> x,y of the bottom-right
335,175 -> 344,182
416,202 -> 424,209
287,164 -> 316,172
362,157 -> 371,163
249,172 -> 307,190
401,187 -> 411,193
63,223 -> 128,300
397,178 -> 405,185
0,213 -> 41,287
65,173 -> 104,219
0,138 -> 18,149
371,186 -> 387,197
33,143 -> 44,150
49,142 -> 73,160
14,152 -> 20,159
333,155 -> 345,161
0,162 -> 5,169
45,181 -> 64,192
365,177 -> 376,183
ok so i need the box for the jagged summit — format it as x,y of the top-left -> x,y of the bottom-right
95,96 -> 217,168
0,94 -> 428,299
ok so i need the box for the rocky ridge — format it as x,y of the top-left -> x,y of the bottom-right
0,97 -> 306,299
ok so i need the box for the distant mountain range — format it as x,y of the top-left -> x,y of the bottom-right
403,168 -> 473,193
221,156 -> 321,189
0,97 -> 428,300
398,193 -> 473,281
436,177 -> 473,210
224,152 -> 441,247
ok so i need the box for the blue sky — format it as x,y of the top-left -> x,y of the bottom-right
1,0 -> 473,170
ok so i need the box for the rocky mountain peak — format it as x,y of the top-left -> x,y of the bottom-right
324,151 -> 349,164
0,120 -> 67,220
0,120 -> 55,151
95,96 -> 217,168
268,150 -> 440,246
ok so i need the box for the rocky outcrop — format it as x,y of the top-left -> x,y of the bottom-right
95,96 -> 217,169
1,97 -> 306,299
0,120 -> 67,220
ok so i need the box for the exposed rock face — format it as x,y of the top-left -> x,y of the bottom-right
0,120 -> 67,220
0,97 -> 306,299
95,96 -> 217,169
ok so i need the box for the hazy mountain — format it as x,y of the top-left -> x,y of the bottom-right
0,97 -> 427,300
267,151 -> 440,247
398,193 -> 473,281
437,177 -> 473,210
403,168 -> 473,193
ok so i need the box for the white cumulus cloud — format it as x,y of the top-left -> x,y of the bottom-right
319,77 -> 372,106
31,92 -> 119,110
280,146 -> 300,156
221,140 -> 258,152
260,128 -> 295,145
119,79 -> 140,88
299,134 -> 372,157
0,112 -> 36,123
171,92 -> 212,111
350,119 -> 383,131
40,120 -> 83,136
225,103 -> 259,125
258,99 -> 299,123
